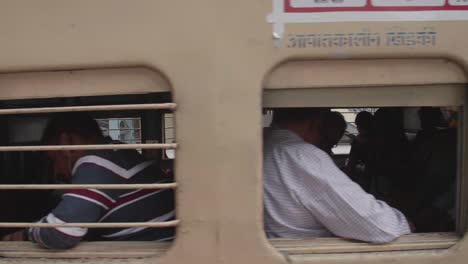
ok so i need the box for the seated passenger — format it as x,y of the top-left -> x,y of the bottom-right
263,108 -> 411,243
317,111 -> 346,156
411,108 -> 456,232
27,113 -> 175,249
345,111 -> 373,191
366,108 -> 410,200
413,107 -> 446,149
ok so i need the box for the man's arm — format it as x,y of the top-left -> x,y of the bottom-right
289,147 -> 411,243
28,163 -> 118,249
28,189 -> 112,249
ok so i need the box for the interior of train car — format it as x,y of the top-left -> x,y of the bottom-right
0,92 -> 174,239
263,105 -> 459,233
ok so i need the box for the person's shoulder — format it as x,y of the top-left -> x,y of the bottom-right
87,149 -> 144,166
71,154 -> 130,184
284,140 -> 320,154
282,141 -> 329,168
73,151 -> 120,170
265,128 -> 328,162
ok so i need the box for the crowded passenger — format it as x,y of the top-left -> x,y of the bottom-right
263,108 -> 411,243
365,108 -> 411,201
410,107 -> 446,186
411,107 -> 457,232
317,111 -> 347,156
6,113 -> 175,249
345,111 -> 373,191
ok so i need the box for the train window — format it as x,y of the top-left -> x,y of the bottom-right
262,59 -> 467,255
97,117 -> 142,145
0,69 -> 177,258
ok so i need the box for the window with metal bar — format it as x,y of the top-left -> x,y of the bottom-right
0,93 -> 178,256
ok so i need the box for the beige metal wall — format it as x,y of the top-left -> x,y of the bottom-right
0,0 -> 467,264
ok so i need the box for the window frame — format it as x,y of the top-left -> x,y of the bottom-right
0,68 -> 177,259
263,84 -> 466,254
262,59 -> 468,254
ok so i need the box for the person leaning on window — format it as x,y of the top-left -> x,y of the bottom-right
25,113 -> 175,249
263,108 -> 411,243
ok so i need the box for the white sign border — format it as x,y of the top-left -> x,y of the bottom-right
267,0 -> 468,47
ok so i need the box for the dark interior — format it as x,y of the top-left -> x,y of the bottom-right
264,106 -> 459,233
0,92 -> 173,238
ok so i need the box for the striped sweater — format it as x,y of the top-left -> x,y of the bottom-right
28,149 -> 175,249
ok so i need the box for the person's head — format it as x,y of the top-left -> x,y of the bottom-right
272,108 -> 324,145
42,112 -> 104,181
355,111 -> 373,135
318,111 -> 347,152
373,107 -> 404,134
419,107 -> 444,130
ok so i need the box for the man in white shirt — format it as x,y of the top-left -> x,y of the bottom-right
263,108 -> 411,243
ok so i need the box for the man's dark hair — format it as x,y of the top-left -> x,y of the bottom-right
319,111 -> 347,150
355,111 -> 373,131
374,107 -> 403,130
42,112 -> 104,144
419,107 -> 445,130
272,108 -> 324,125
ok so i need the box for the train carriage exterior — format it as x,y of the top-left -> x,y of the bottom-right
0,1 -> 467,264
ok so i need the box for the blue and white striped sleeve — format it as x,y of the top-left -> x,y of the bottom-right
28,163 -> 119,249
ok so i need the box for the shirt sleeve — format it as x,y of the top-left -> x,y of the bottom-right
287,146 -> 411,243
28,163 -> 119,249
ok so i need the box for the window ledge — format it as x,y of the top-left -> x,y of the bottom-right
271,233 -> 458,255
0,241 -> 171,258
0,233 -> 458,258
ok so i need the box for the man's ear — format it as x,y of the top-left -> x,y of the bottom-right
68,133 -> 87,145
57,132 -> 72,145
307,119 -> 322,145
308,119 -> 321,133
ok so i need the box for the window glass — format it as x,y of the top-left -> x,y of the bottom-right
163,113 -> 175,159
97,118 -> 142,144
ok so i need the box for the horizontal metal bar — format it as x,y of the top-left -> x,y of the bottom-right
96,118 -> 143,120
0,143 -> 177,152
101,128 -> 142,131
0,183 -> 177,190
0,103 -> 176,115
0,220 -> 180,228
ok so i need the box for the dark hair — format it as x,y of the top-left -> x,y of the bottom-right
272,108 -> 324,125
374,107 -> 404,133
42,112 -> 104,144
319,111 -> 346,149
355,111 -> 373,131
419,107 -> 444,130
